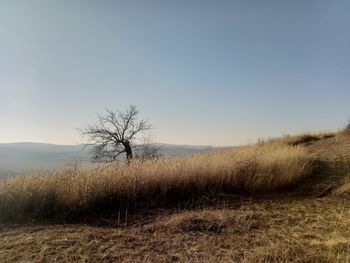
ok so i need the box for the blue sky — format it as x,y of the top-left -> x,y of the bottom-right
0,0 -> 349,146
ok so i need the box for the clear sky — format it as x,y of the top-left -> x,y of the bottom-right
0,0 -> 349,146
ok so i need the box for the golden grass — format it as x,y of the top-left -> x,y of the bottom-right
0,142 -> 313,222
335,124 -> 350,143
1,198 -> 349,262
264,131 -> 336,146
334,174 -> 350,198
1,130 -> 350,262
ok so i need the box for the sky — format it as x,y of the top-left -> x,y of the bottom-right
0,0 -> 349,146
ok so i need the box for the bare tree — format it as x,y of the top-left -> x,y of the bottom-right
134,137 -> 162,161
80,105 -> 152,163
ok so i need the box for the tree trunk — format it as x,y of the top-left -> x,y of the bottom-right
123,141 -> 133,163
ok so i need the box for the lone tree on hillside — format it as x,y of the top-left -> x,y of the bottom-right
80,105 -> 152,163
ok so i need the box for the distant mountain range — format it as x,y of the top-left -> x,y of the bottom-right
0,142 -> 227,177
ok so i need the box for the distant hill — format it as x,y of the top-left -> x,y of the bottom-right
0,142 -> 226,177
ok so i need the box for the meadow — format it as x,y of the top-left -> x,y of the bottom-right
0,137 -> 313,222
1,128 -> 350,262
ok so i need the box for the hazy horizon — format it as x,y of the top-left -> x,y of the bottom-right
0,141 -> 227,147
1,1 -> 349,146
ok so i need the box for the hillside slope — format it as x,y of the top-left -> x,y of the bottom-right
0,132 -> 350,262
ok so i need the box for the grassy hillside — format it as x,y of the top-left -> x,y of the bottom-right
0,140 -> 312,222
1,127 -> 350,262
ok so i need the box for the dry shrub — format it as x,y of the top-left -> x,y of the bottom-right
335,123 -> 350,142
0,142 -> 313,222
343,123 -> 350,136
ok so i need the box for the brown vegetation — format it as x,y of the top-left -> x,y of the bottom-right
0,142 -> 312,222
0,198 -> 349,263
1,129 -> 350,262
265,131 -> 336,146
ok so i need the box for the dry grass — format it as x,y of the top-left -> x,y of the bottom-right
1,129 -> 350,262
264,131 -> 336,146
344,123 -> 350,135
1,198 -> 349,263
334,173 -> 350,198
0,142 -> 313,222
335,123 -> 350,142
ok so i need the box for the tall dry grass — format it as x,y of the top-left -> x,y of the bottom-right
0,142 -> 313,222
264,131 -> 336,146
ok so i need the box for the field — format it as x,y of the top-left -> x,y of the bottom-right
1,128 -> 350,262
